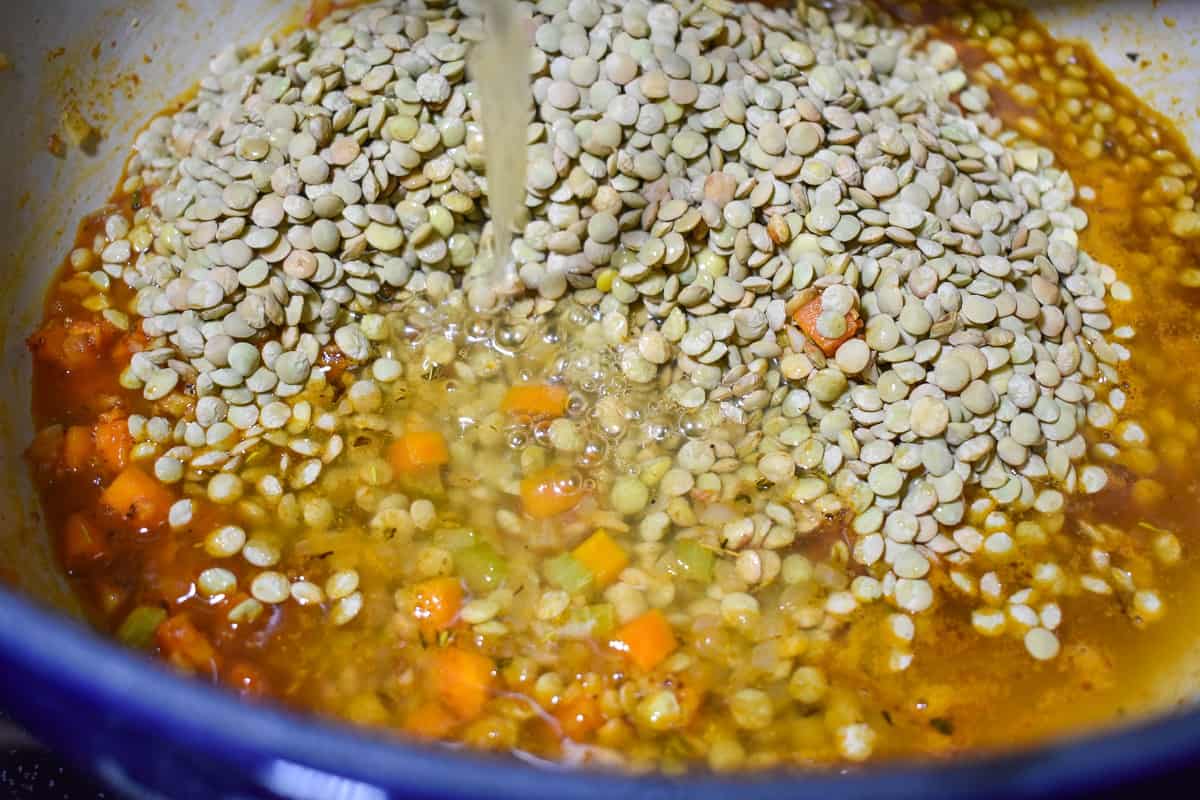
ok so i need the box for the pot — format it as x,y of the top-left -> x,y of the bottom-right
0,1 -> 1198,798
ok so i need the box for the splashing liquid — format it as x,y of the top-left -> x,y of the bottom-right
471,0 -> 532,288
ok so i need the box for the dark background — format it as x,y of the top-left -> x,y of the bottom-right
0,715 -> 108,799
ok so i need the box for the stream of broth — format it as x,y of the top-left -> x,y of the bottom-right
472,0 -> 532,287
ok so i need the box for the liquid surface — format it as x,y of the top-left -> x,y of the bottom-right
23,0 -> 1200,773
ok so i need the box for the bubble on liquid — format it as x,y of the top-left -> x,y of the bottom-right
680,414 -> 707,438
579,440 -> 606,467
567,306 -> 590,327
570,353 -> 597,380
646,422 -> 669,442
567,393 -> 588,417
532,419 -> 554,445
600,419 -> 625,439
496,325 -> 527,348
506,426 -> 529,450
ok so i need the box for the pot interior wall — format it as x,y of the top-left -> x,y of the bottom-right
0,0 -> 1195,703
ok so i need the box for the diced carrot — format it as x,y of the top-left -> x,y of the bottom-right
306,0 -> 335,26
609,609 -> 678,671
62,425 -> 94,471
28,318 -> 116,371
429,646 -> 495,720
411,576 -> 464,636
62,512 -> 106,566
27,321 -> 68,366
404,701 -> 461,740
572,530 -> 629,588
388,431 -> 450,474
156,613 -> 219,677
93,413 -> 132,474
60,336 -> 96,370
110,328 -> 151,363
791,295 -> 863,357
554,691 -> 605,741
501,384 -> 569,419
100,466 -> 175,530
227,662 -> 270,699
520,466 -> 584,519
27,425 -> 65,472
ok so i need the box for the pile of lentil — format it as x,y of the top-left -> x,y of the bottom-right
26,0 -> 1200,772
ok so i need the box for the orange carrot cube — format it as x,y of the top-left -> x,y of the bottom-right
429,646 -> 495,720
572,530 -> 629,587
411,576 -> 464,636
94,414 -> 132,474
62,426 -> 94,472
501,384 -> 569,418
791,295 -> 862,357
520,467 -> 584,519
100,466 -> 175,530
609,609 -> 678,671
389,431 -> 450,474
62,512 -> 106,566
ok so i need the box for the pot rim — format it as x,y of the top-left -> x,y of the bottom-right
0,585 -> 1196,799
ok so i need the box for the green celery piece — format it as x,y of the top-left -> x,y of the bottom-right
545,553 -> 594,594
674,539 -> 715,582
560,603 -> 616,639
436,528 -> 478,551
117,605 -> 167,650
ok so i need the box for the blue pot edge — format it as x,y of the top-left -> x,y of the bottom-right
0,584 -> 1197,800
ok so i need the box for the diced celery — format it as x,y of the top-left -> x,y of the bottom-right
560,603 -> 616,639
117,605 -> 167,650
545,553 -> 594,594
436,528 -> 478,551
399,470 -> 444,499
580,603 -> 615,636
456,542 -> 508,593
674,539 -> 715,582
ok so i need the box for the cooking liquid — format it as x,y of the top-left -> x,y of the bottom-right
471,0 -> 531,288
